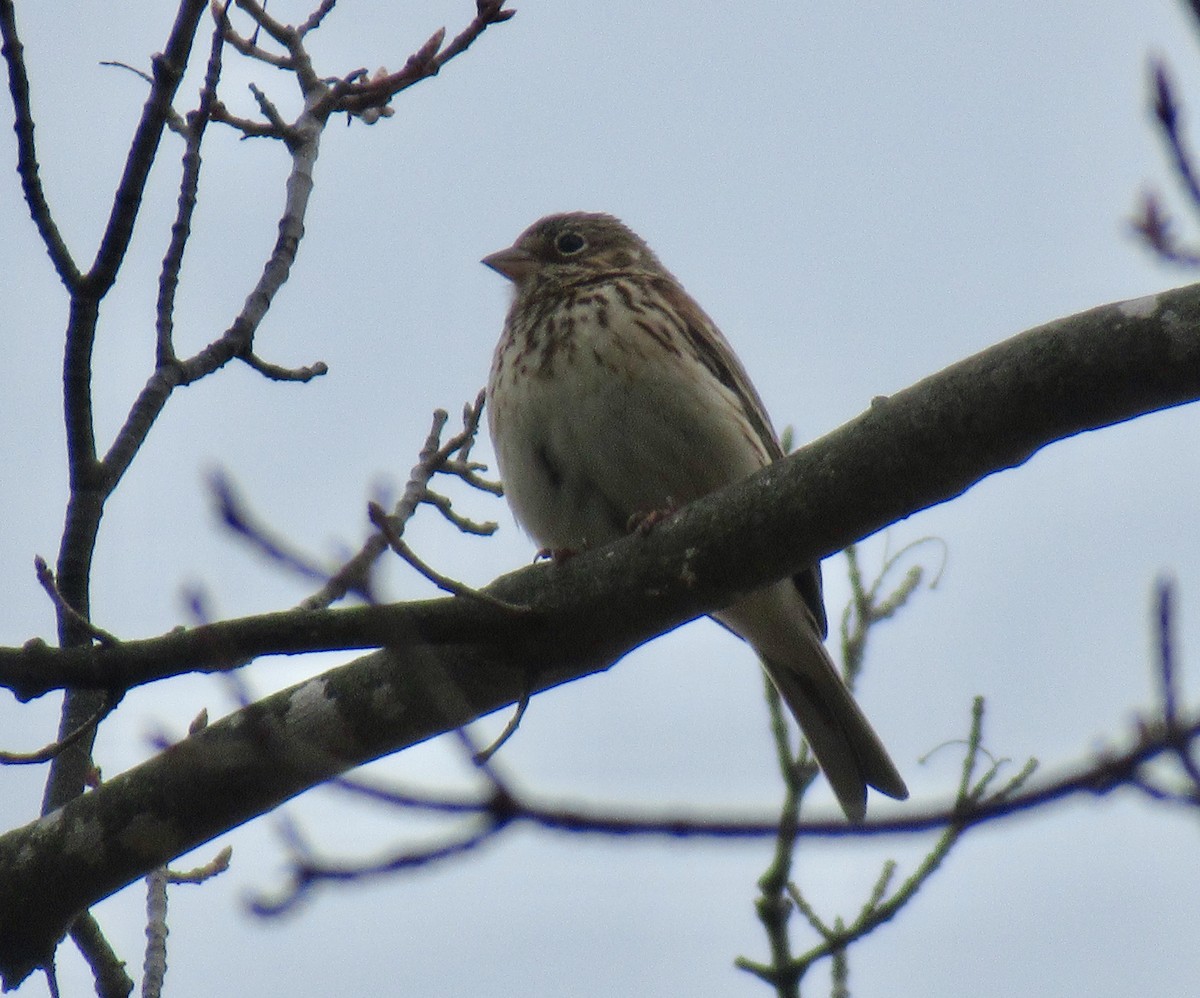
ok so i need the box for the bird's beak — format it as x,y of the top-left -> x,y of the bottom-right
482,245 -> 536,282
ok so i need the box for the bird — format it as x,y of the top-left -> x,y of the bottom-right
482,212 -> 907,821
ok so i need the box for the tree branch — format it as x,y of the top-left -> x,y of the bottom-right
44,0 -> 210,821
2,282 -> 1199,699
0,281 -> 1198,986
0,0 -> 81,287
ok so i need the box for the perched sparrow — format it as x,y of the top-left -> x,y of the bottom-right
483,212 -> 907,820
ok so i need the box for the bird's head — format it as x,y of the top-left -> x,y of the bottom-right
482,212 -> 665,293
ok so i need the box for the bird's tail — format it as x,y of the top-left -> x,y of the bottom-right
716,584 -> 908,822
760,638 -> 908,822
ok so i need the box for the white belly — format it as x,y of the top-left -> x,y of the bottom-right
487,290 -> 771,550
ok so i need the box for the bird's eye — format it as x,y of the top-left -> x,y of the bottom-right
555,231 -> 586,255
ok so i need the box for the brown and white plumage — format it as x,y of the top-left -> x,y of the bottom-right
483,212 -> 907,821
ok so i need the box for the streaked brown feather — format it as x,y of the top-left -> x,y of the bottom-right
484,211 -> 906,819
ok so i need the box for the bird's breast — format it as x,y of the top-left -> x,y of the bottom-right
487,281 -> 769,550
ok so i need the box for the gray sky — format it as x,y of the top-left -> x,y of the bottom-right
2,2 -> 1199,995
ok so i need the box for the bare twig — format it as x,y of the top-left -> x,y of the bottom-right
100,61 -> 189,135
330,776 -> 503,815
302,397 -> 499,609
69,912 -> 133,998
240,351 -> 328,381
500,716 -> 1183,839
1131,191 -> 1200,266
250,693 -> 1196,922
1134,60 -> 1200,265
298,0 -> 338,37
33,557 -> 120,648
251,817 -> 501,916
421,490 -> 498,535
368,501 -> 527,612
0,0 -> 81,286
0,692 -> 118,765
140,847 -> 230,998
746,678 -> 817,998
1154,579 -> 1200,792
472,685 -> 531,764
208,471 -> 339,586
742,546 -> 939,995
218,31 -> 292,71
16,4 -> 212,989
0,0 -> 515,990
157,8 -> 228,365
254,716 -> 520,916
841,537 -> 940,686
142,869 -> 168,998
247,81 -> 301,143
208,98 -> 285,137
741,698 -> 1024,989
167,846 -> 233,884
1152,60 -> 1200,211
310,0 -> 515,121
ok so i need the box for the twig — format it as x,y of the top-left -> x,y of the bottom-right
156,7 -> 228,366
69,912 -> 133,998
0,0 -> 81,287
208,471 -> 338,586
419,489 -> 498,535
250,696 -> 1195,924
33,557 -> 120,647
1155,579 -> 1200,790
0,693 -> 118,765
247,81 -> 300,143
472,686 -> 531,764
769,701 -> 1027,983
471,716 -> 1189,839
208,98 -> 285,137
217,3 -> 294,70
741,546 -> 942,994
368,502 -> 527,613
88,0 -> 209,295
301,397 -> 500,610
224,0 -> 324,93
440,458 -> 504,495
141,848 -> 231,998
313,0 -> 515,121
142,869 -> 168,998
255,707 -> 520,917
298,0 -> 337,37
233,0 -> 296,49
840,537 -> 940,685
330,776 -> 491,815
747,677 -> 814,998
1134,61 -> 1200,265
240,351 -> 328,381
1152,60 -> 1200,212
100,61 -> 189,135
1131,191 -> 1200,266
252,817 -> 501,916
167,846 -> 233,884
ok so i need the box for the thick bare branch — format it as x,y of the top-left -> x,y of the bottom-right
2,283 -> 1199,700
0,664 -> 1192,987
0,279 -> 1197,988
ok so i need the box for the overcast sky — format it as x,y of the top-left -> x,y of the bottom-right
2,2 -> 1199,996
